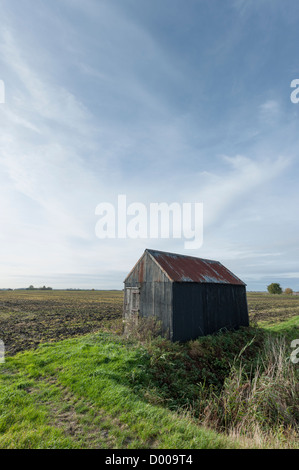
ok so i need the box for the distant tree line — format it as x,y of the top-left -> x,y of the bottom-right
267,283 -> 294,295
27,285 -> 53,290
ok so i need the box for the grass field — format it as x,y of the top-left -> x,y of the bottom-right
0,290 -> 298,449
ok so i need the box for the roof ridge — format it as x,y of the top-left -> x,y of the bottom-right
145,248 -> 218,264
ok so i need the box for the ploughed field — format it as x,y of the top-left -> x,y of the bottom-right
247,291 -> 299,325
1,289 -> 299,356
0,290 -> 123,356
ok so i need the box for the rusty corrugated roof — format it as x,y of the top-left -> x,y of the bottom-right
146,249 -> 245,285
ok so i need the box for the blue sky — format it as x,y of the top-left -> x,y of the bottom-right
0,0 -> 299,290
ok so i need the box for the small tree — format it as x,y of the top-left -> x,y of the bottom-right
284,288 -> 293,295
267,283 -> 282,294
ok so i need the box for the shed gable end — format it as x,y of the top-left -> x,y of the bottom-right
124,251 -> 170,285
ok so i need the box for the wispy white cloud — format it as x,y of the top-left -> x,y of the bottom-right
259,99 -> 281,124
185,154 -> 291,228
0,22 -> 103,280
0,0 -> 299,290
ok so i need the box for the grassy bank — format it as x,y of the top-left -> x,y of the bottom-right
128,322 -> 298,448
0,290 -> 298,449
0,332 -> 237,449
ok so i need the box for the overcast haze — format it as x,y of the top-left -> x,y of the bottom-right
0,0 -> 299,291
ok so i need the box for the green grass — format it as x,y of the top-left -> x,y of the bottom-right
259,315 -> 299,338
1,290 -> 298,449
0,332 -> 237,449
129,322 -> 298,447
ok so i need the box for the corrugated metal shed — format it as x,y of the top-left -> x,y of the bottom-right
123,249 -> 249,342
146,249 -> 245,285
